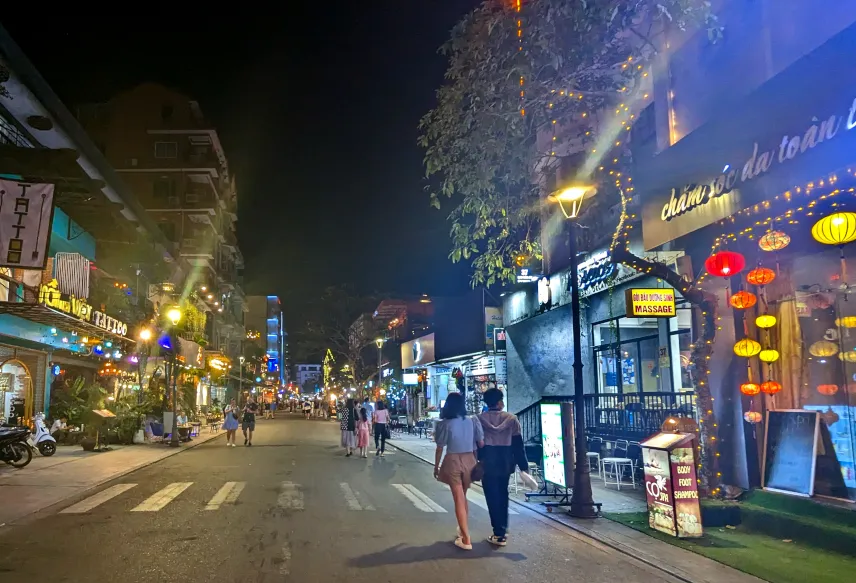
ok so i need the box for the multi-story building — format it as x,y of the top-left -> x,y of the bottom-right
246,295 -> 286,386
294,364 -> 322,393
76,83 -> 247,370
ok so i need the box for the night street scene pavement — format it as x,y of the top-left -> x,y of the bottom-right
1,417 -> 681,583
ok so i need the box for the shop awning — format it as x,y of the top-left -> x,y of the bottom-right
0,302 -> 130,343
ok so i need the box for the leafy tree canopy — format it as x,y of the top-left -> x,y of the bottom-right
419,0 -> 718,287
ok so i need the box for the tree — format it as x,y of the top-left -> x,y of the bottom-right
419,0 -> 718,287
294,285 -> 383,390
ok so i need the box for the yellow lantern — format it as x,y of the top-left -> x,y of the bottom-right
838,350 -> 856,362
809,340 -> 839,357
811,212 -> 856,246
744,411 -> 763,423
755,314 -> 777,329
835,316 -> 856,328
759,349 -> 780,363
758,231 -> 790,252
734,338 -> 762,357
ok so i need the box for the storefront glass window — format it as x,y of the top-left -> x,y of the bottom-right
592,316 -> 674,394
668,306 -> 695,393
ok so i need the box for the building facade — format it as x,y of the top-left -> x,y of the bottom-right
246,295 -> 286,387
294,363 -> 322,393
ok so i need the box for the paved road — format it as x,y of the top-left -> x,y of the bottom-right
0,416 -> 679,583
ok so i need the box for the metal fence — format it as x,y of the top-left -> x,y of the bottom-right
517,391 -> 697,444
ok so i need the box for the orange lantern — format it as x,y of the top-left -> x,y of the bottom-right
758,231 -> 790,252
743,411 -> 762,424
746,267 -> 776,286
730,290 -> 757,310
817,384 -> 839,396
740,382 -> 761,396
761,380 -> 782,395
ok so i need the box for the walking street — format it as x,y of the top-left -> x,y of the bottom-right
0,415 -> 758,583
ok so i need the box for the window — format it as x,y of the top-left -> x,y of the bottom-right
154,141 -> 178,159
158,221 -> 177,242
152,178 -> 174,200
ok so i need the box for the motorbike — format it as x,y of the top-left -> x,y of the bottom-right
28,413 -> 57,456
0,425 -> 33,468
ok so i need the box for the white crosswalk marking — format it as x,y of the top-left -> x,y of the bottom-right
205,481 -> 246,510
467,489 -> 518,514
392,484 -> 447,513
60,483 -> 138,514
339,482 -> 375,511
277,481 -> 304,510
131,482 -> 193,512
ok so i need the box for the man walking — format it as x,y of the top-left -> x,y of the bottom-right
242,396 -> 259,446
477,388 -> 530,547
362,397 -> 374,424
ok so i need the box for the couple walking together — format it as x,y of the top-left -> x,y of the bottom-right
434,388 -> 534,550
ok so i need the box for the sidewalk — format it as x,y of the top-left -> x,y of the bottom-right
0,428 -> 224,526
389,433 -> 764,583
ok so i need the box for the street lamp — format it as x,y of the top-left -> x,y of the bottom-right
239,356 -> 246,404
137,327 -> 153,405
164,306 -> 182,448
548,182 -> 599,519
375,337 -> 385,400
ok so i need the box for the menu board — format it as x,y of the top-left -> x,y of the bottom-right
540,403 -> 566,487
643,447 -> 675,536
763,410 -> 820,497
670,447 -> 703,537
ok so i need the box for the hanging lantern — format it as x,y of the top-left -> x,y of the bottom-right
758,231 -> 791,252
811,212 -> 856,246
730,290 -> 757,310
761,380 -> 782,395
755,314 -> 777,329
734,338 -> 762,357
743,411 -> 763,424
817,384 -> 839,396
835,316 -> 856,328
759,349 -> 780,363
746,267 -> 776,286
705,251 -> 746,277
839,350 -> 856,362
809,340 -> 839,357
740,382 -> 761,396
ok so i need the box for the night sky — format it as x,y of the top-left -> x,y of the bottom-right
1,3 -> 477,326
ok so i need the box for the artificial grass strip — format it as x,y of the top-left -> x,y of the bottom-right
605,511 -> 856,583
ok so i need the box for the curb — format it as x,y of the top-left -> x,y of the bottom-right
389,439 -> 698,583
1,430 -> 225,527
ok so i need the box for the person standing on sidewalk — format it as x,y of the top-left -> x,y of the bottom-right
340,398 -> 357,456
477,388 -> 529,547
242,396 -> 259,446
373,400 -> 390,456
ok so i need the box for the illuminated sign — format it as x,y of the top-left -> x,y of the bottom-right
39,279 -> 128,336
516,267 -> 540,283
208,357 -> 228,371
625,288 -> 676,318
641,433 -> 702,538
537,277 -> 551,309
540,403 -> 566,487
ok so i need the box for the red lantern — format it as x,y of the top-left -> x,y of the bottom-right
730,290 -> 757,310
817,384 -> 839,396
740,382 -> 761,396
705,251 -> 746,277
746,267 -> 776,286
760,380 -> 782,395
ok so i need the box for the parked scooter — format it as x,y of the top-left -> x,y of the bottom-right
0,425 -> 32,468
28,413 -> 57,456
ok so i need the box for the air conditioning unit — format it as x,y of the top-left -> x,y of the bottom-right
168,196 -> 180,207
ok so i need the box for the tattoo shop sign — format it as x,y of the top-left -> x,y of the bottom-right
39,279 -> 129,337
0,180 -> 55,269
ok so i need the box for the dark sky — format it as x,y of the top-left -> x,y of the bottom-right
1,3 -> 476,326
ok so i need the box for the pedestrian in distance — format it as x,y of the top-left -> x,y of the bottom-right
362,397 -> 374,424
356,407 -> 371,458
303,400 -> 312,419
340,398 -> 357,456
476,388 -> 535,547
270,400 -> 277,419
433,392 -> 484,551
373,400 -> 390,456
222,398 -> 239,447
242,396 -> 259,446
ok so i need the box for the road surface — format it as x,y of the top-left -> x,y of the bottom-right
0,415 -> 679,583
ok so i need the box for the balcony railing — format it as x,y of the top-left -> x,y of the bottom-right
518,391 -> 698,444
0,116 -> 33,148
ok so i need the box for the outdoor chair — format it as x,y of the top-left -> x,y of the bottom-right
601,439 -> 636,490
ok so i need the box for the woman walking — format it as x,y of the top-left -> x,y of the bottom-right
433,392 -> 484,551
340,398 -> 357,456
356,407 -> 370,458
222,398 -> 239,447
373,400 -> 390,456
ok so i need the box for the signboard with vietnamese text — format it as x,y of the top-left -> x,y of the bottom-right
38,279 -> 128,336
625,288 -> 676,318
641,432 -> 702,538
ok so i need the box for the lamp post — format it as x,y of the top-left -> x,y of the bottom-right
548,183 -> 599,518
138,327 -> 152,405
166,306 -> 183,448
375,337 -> 384,400
239,356 -> 245,405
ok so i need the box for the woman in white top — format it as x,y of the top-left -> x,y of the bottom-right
222,398 -> 239,447
373,400 -> 391,456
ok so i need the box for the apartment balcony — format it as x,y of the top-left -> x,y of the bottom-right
0,115 -> 33,148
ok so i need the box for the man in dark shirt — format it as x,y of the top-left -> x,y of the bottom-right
242,396 -> 259,446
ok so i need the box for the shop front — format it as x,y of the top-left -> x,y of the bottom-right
636,22 -> 856,500
463,353 -> 507,413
